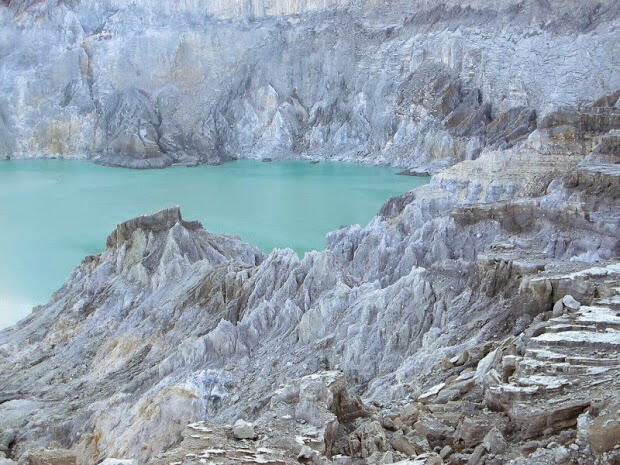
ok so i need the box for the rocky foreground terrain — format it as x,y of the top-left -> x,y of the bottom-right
0,0 -> 619,464
0,96 -> 619,464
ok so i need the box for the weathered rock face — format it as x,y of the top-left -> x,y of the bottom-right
0,103 -> 618,464
93,87 -> 169,168
0,0 -> 619,463
0,0 -> 618,168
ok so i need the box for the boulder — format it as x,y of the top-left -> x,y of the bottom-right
297,445 -> 317,460
474,348 -> 501,385
481,427 -> 507,454
414,416 -> 454,444
456,417 -> 497,448
390,430 -> 417,456
366,451 -> 394,464
552,299 -> 565,317
27,450 -> 76,465
466,444 -> 485,465
0,429 -> 15,455
439,445 -> 452,459
397,452 -> 443,465
353,420 -> 388,458
562,295 -> 581,311
232,419 -> 257,439
588,403 -> 620,454
553,295 -> 581,316
398,404 -> 421,425
550,445 -> 571,464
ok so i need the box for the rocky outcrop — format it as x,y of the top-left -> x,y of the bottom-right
93,88 -> 170,168
409,274 -> 620,465
0,0 -> 618,463
0,103 -> 618,464
0,0 -> 618,168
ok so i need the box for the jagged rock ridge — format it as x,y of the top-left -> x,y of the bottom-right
0,98 -> 618,464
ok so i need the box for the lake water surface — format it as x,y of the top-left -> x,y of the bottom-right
0,159 -> 429,328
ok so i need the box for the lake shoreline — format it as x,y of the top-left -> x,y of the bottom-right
0,159 -> 428,328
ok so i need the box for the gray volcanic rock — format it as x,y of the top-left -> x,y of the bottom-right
0,0 -> 619,464
0,107 -> 618,463
0,0 -> 618,168
93,87 -> 171,168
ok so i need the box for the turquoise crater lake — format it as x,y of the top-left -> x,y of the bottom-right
0,159 -> 429,328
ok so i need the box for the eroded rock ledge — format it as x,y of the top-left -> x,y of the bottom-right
0,104 -> 618,464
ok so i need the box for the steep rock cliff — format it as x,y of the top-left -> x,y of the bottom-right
0,0 -> 618,168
